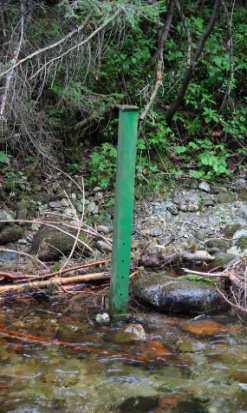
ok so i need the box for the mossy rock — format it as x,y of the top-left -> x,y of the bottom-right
236,236 -> 247,251
223,224 -> 241,238
0,225 -> 24,244
239,188 -> 247,201
216,191 -> 236,203
205,238 -> 231,253
31,226 -> 86,261
210,253 -> 237,269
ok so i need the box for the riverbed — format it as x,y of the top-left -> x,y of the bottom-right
0,298 -> 246,413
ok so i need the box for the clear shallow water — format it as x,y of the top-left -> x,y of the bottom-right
0,298 -> 246,413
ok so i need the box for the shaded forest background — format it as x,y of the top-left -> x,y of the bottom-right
0,0 -> 246,191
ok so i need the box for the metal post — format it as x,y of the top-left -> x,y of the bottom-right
110,105 -> 138,318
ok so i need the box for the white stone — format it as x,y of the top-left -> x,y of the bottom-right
199,181 -> 211,193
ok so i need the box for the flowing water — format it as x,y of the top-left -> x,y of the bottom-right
0,297 -> 246,413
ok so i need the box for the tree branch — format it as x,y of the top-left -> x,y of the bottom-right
30,9 -> 122,80
166,0 -> 222,123
0,12 -> 92,81
0,0 -> 25,121
140,0 -> 175,122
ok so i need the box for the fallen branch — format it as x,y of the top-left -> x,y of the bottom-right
0,272 -> 109,295
14,259 -> 111,282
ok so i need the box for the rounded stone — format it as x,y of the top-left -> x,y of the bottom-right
133,274 -> 226,315
114,323 -> 147,343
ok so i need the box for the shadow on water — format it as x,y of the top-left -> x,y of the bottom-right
118,395 -> 208,413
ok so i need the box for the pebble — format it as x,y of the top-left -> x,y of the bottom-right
96,240 -> 112,253
95,313 -> 110,324
199,181 -> 211,193
49,201 -> 62,208
97,225 -> 112,234
87,201 -> 98,214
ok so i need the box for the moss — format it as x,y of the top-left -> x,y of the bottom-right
236,236 -> 247,251
179,274 -> 215,286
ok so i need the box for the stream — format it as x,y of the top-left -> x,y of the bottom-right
0,297 -> 246,413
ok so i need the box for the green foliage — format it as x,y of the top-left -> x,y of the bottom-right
2,171 -> 24,193
4,0 -> 247,187
87,143 -> 117,189
0,151 -> 8,163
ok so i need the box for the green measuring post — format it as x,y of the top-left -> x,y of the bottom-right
110,105 -> 138,318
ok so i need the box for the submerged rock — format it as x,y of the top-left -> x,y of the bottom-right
181,319 -> 227,336
133,274 -> 226,315
114,323 -> 147,344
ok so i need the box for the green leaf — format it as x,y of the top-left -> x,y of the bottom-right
175,145 -> 187,154
0,151 -> 8,163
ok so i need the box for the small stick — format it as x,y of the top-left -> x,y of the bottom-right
182,268 -> 227,277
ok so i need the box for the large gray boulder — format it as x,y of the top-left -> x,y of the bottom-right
132,274 -> 226,315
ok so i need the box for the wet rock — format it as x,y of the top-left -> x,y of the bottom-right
114,323 -> 147,343
0,224 -> 24,244
95,313 -> 110,325
176,338 -> 206,353
0,250 -> 17,262
143,339 -> 171,359
118,396 -> 158,413
199,181 -> 211,193
31,227 -> 78,261
118,395 -> 208,413
181,319 -> 227,336
133,274 -> 226,315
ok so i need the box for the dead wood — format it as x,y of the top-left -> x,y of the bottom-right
0,272 -> 109,296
